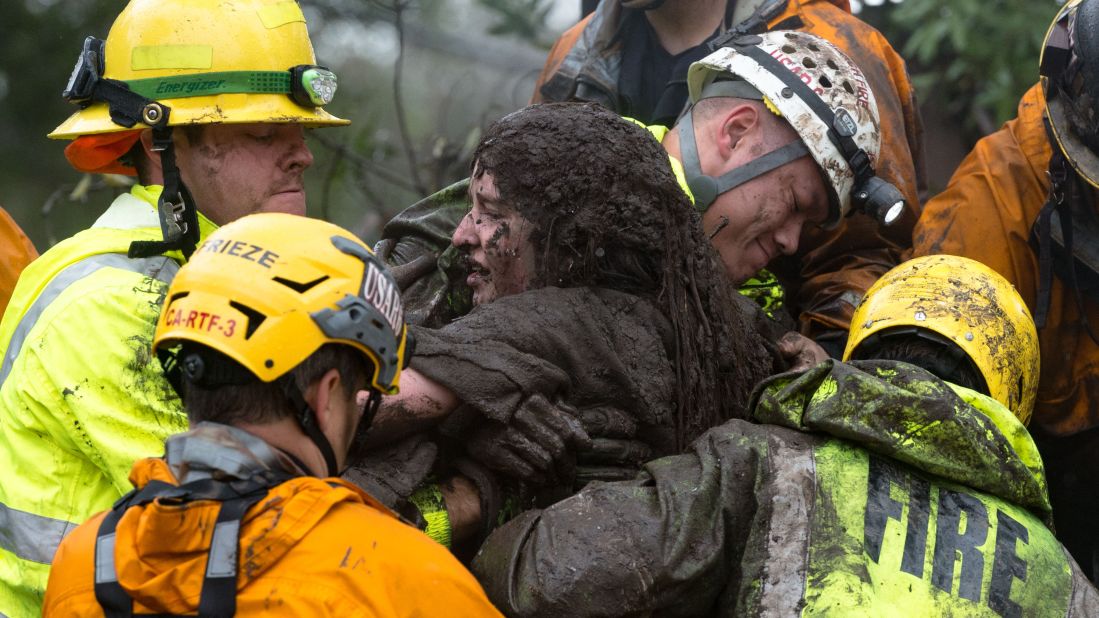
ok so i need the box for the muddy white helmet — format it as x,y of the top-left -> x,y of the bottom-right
680,30 -> 904,228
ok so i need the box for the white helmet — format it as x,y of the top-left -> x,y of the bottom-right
678,30 -> 904,228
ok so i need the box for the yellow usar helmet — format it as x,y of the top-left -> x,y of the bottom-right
153,213 -> 408,395
49,0 -> 348,139
843,255 -> 1040,425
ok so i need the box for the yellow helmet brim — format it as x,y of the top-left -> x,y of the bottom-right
49,93 -> 348,140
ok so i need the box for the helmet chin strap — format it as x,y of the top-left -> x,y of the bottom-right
676,105 -> 810,211
127,121 -> 200,260
278,375 -> 340,478
60,36 -> 202,260
620,0 -> 667,10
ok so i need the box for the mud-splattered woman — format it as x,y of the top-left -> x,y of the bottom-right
350,102 -> 777,548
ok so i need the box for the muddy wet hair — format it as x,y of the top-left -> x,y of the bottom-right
472,102 -> 768,446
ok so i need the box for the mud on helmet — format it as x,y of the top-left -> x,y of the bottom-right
843,255 -> 1040,425
679,30 -> 904,228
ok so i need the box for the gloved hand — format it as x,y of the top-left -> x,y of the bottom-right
778,331 -> 830,372
465,394 -> 592,487
574,405 -> 652,486
342,434 -> 438,523
374,238 -> 438,291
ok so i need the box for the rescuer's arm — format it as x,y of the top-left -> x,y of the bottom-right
471,422 -> 763,616
27,278 -> 187,495
369,367 -> 459,446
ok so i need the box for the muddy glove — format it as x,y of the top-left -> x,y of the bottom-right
778,331 -> 830,372
466,394 -> 592,487
374,239 -> 438,291
342,434 -> 438,525
574,405 -> 653,486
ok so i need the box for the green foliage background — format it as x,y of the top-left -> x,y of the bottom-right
860,0 -> 1064,137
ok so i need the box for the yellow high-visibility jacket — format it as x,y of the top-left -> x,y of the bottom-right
0,185 -> 215,617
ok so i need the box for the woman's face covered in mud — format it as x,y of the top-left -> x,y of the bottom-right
449,102 -> 775,447
452,167 -> 537,306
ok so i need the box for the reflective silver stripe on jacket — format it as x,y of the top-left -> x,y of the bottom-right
94,533 -> 118,583
0,502 -> 80,565
0,253 -> 179,388
0,252 -> 179,565
758,434 -> 816,616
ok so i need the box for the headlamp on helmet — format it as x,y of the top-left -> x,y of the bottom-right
118,64 -> 341,110
292,66 -> 338,107
682,32 -> 904,228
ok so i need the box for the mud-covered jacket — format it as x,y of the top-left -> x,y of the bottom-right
0,207 -> 36,318
914,84 -> 1099,439
43,423 -> 502,617
413,288 -> 680,457
471,360 -> 1099,617
0,186 -> 214,617
532,0 -> 921,342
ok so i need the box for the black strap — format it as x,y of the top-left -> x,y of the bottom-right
1035,190 -> 1057,328
78,74 -> 201,261
93,476 -> 280,617
77,75 -> 200,261
1058,168 -> 1099,346
279,376 -> 340,477
1033,129 -> 1062,328
94,481 -> 182,618
733,41 -> 870,181
127,123 -> 200,260
94,506 -> 136,618
196,493 -> 268,617
707,0 -> 790,50
1031,130 -> 1099,345
88,77 -> 160,130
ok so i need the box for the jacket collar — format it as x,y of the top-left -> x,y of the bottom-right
93,184 -> 218,249
163,422 -> 308,484
750,359 -> 1052,519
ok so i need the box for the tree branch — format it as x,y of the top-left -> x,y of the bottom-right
392,0 -> 428,195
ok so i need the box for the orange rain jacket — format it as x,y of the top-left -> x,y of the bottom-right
913,84 -> 1096,437
0,207 -> 36,318
43,432 -> 503,617
533,0 -> 922,340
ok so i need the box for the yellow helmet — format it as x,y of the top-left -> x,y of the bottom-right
153,213 -> 408,395
49,0 -> 348,139
843,255 -> 1040,425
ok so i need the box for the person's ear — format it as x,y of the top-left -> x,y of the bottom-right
305,367 -> 345,436
715,102 -> 760,162
137,129 -> 164,180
